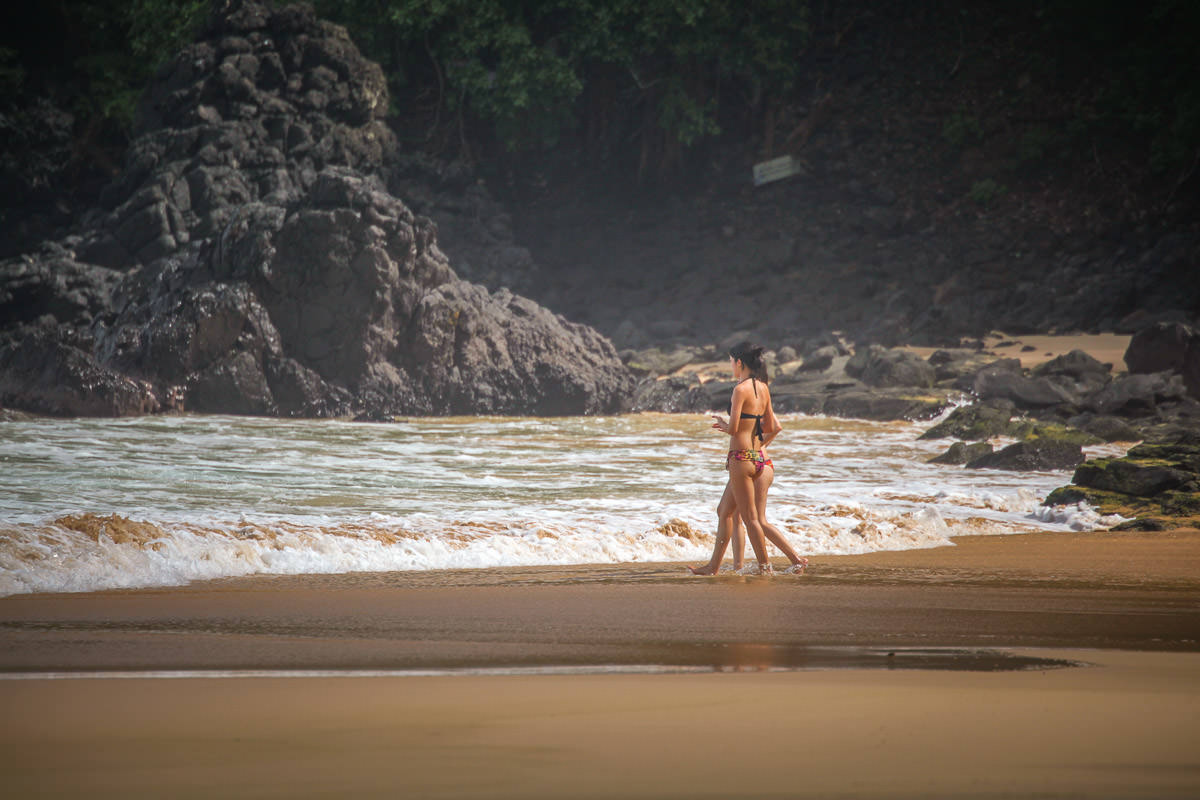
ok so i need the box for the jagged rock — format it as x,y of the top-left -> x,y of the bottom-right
798,346 -> 836,373
1033,349 -> 1112,396
1045,424 -> 1200,528
844,345 -> 935,388
973,363 -> 1080,409
1069,414 -> 1142,443
1021,422 -> 1104,447
187,350 -> 275,414
1124,322 -> 1196,375
0,1 -> 632,418
918,401 -> 1016,440
0,326 -> 157,416
632,374 -> 703,413
1073,458 -> 1194,497
1087,371 -> 1187,417
950,357 -> 1023,392
0,249 -> 124,325
928,348 -> 990,382
928,441 -> 994,465
623,346 -> 704,377
966,440 -> 1085,471
1035,349 -> 1112,380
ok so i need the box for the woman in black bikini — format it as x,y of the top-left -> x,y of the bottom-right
689,342 -> 808,575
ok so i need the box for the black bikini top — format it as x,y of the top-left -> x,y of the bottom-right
729,378 -> 765,443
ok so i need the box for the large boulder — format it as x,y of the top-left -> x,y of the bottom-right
0,1 -> 632,418
919,400 -> 1016,440
1125,322 -> 1200,400
973,364 -> 1080,410
1044,426 -> 1200,529
928,441 -> 994,465
1125,322 -> 1195,375
1033,349 -> 1112,396
1073,458 -> 1194,497
0,325 -> 157,416
966,440 -> 1085,471
845,345 -> 935,388
1087,371 -> 1188,417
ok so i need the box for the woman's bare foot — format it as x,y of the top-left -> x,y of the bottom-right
787,557 -> 809,574
687,563 -> 719,575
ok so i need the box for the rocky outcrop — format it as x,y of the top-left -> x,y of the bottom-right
845,345 -> 935,389
0,1 -> 631,418
1125,322 -> 1200,399
966,440 -> 1085,471
1045,429 -> 1200,528
928,441 -> 993,465
919,401 -> 1017,440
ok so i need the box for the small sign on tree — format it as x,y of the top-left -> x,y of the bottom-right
752,155 -> 801,187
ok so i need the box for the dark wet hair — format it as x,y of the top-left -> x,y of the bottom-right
729,341 -> 768,383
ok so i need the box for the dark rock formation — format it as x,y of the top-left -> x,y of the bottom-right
0,1 -> 631,418
966,440 -> 1085,471
845,345 -> 935,389
1074,456 -> 1194,497
1068,414 -> 1141,443
1032,349 -> 1113,397
972,363 -> 1080,410
928,441 -> 994,465
1125,322 -> 1195,375
1086,371 -> 1187,417
798,346 -> 836,373
1124,322 -> 1200,399
919,401 -> 1016,441
1045,429 -> 1200,529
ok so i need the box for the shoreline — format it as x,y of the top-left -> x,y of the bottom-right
3,529 -> 1199,798
3,528 -> 1198,674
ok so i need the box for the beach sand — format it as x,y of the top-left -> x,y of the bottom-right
901,331 -> 1133,372
2,529 -> 1200,798
674,331 -> 1134,382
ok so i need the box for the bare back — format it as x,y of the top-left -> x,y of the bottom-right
728,378 -> 771,451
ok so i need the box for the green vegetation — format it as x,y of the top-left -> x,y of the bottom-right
942,109 -> 982,149
1,0 -> 1197,186
316,0 -> 810,168
1,0 -> 206,132
1040,0 -> 1200,175
968,178 -> 1006,207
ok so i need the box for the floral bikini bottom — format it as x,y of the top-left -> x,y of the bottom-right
725,449 -> 773,477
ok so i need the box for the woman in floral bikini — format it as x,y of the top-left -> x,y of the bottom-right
689,342 -> 808,574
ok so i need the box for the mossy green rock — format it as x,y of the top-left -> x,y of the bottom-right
1020,423 -> 1104,447
1044,426 -> 1200,528
919,403 -> 1015,440
1074,459 -> 1192,496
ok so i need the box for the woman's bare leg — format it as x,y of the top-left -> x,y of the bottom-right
729,463 -> 770,571
754,466 -> 807,569
689,483 -> 740,574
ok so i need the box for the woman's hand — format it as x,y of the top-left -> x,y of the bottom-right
710,415 -> 729,433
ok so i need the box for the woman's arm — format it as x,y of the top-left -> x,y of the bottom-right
726,383 -> 748,446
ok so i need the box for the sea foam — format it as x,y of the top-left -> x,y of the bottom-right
0,413 -> 1127,595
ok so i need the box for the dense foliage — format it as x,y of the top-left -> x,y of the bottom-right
1041,0 -> 1200,176
0,0 -> 1196,186
314,0 -> 810,171
0,0 -> 206,135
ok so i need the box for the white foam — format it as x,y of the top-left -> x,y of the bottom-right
0,413 -> 1129,595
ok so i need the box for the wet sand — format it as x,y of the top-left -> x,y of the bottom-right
2,529 -> 1199,798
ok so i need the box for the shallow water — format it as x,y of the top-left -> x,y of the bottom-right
0,411 -> 1126,595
